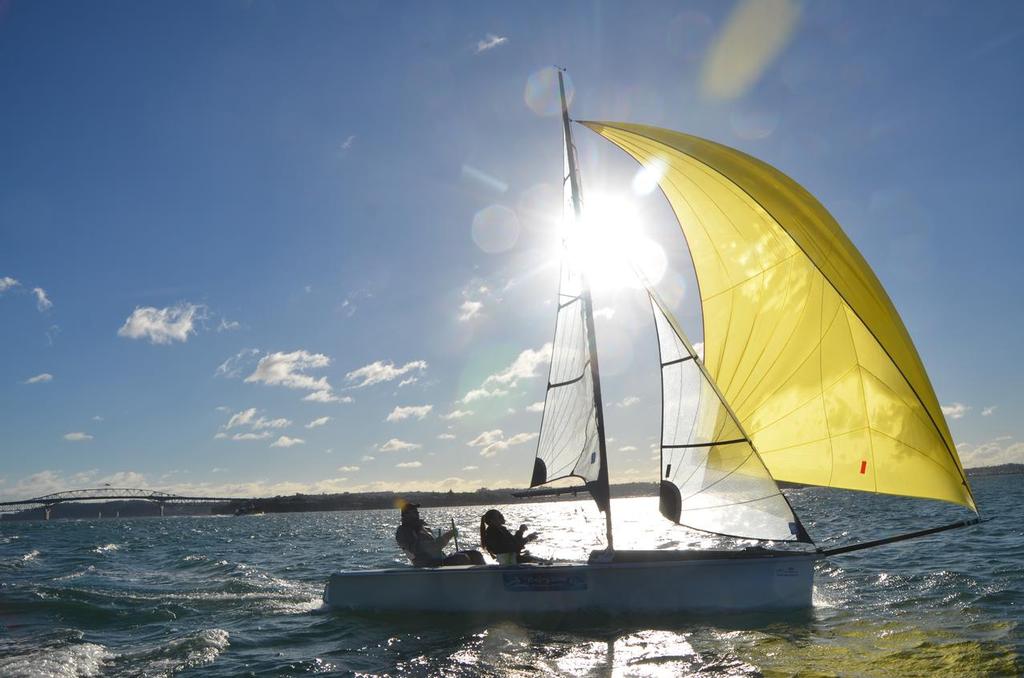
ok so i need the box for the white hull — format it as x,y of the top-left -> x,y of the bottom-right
323,551 -> 816,615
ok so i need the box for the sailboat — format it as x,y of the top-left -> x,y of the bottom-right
323,71 -> 980,614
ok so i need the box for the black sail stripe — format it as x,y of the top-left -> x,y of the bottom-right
548,362 -> 590,390
663,438 -> 747,449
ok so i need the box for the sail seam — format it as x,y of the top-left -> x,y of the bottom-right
733,284 -> 841,426
677,450 -> 756,503
680,492 -> 788,512
728,275 -> 822,416
722,254 -> 802,411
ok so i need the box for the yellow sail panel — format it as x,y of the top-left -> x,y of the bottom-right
584,121 -> 975,511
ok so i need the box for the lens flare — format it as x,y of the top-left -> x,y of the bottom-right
472,205 -> 520,253
560,193 -> 667,292
525,67 -> 573,117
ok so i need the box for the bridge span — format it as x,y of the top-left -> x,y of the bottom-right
0,488 -> 248,519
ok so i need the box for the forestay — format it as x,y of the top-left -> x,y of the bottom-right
649,293 -> 810,542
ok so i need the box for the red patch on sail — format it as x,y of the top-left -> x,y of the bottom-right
859,460 -> 868,475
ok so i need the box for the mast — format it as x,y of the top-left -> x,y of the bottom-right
557,69 -> 614,550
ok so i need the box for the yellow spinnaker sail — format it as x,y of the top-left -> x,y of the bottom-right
584,121 -> 976,511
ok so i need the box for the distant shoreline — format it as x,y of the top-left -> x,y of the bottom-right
2,465 -> 1019,522
964,462 -> 1024,477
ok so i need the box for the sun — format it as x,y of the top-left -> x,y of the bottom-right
560,192 -> 667,293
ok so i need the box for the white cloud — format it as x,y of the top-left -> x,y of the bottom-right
483,344 -> 552,388
379,438 -> 422,453
23,373 -> 53,384
468,430 -> 505,447
619,445 -> 638,452
437,433 -> 456,440
224,409 -> 289,430
462,465 -> 479,471
462,387 -> 508,403
341,135 -> 356,151
440,409 -> 473,420
71,469 -> 98,484
217,318 -> 240,332
617,396 -> 640,408
118,303 -> 205,344
467,429 -> 537,458
345,359 -> 427,389
459,344 -> 551,403
982,406 -> 997,417
303,390 -> 353,404
361,455 -> 376,462
100,471 -> 148,487
64,432 -> 93,442
246,350 -> 332,392
942,402 -> 970,420
386,405 -> 433,422
957,437 -> 1024,467
475,33 -> 508,53
337,465 -> 360,472
338,290 -> 372,318
459,300 -> 483,322
226,408 -> 258,429
9,470 -> 62,498
593,307 -> 615,320
214,432 -> 228,439
92,415 -> 104,422
398,377 -> 418,388
32,287 -> 52,311
271,435 -> 305,448
396,461 -> 423,469
215,348 -> 261,379
231,432 -> 271,441
526,401 -> 545,413
306,416 -> 331,429
252,416 -> 290,430
0,276 -> 20,293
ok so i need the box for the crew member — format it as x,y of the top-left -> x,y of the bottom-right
394,501 -> 484,567
480,508 -> 542,564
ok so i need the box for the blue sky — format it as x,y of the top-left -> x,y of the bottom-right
2,1 -> 1022,500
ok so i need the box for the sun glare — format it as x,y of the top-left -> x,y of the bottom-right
560,193 -> 667,293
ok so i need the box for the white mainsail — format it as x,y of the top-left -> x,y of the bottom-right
530,123 -> 607,512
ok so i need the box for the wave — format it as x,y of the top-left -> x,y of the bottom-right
0,642 -> 112,678
0,630 -> 231,678
116,628 -> 230,675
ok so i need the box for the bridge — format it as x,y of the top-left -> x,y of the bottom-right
0,488 -> 248,520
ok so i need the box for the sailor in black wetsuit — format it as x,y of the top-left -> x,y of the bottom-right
480,509 -> 542,564
394,502 -> 483,567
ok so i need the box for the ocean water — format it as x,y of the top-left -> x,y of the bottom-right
0,475 -> 1021,677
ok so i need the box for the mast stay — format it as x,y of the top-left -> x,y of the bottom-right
558,69 -> 614,549
528,68 -> 614,550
